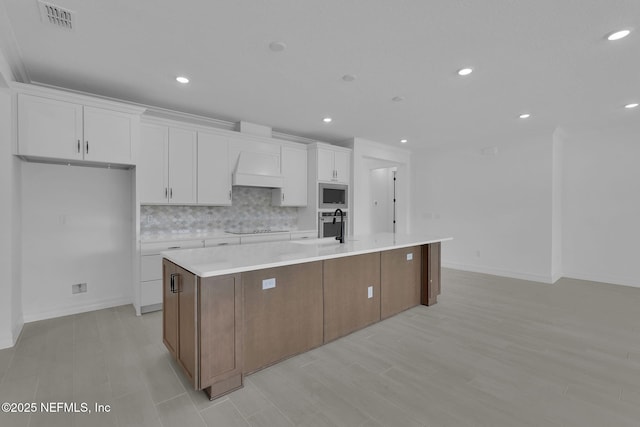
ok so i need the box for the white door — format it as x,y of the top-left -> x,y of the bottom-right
168,127 -> 197,204
370,167 -> 395,233
139,124 -> 169,203
197,131 -> 231,205
83,106 -> 133,164
18,94 -> 83,160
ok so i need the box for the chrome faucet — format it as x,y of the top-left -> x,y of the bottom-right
332,208 -> 344,243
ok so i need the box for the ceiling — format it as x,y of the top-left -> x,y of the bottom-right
1,0 -> 638,149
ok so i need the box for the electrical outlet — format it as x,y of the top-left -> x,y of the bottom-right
406,252 -> 413,261
367,286 -> 373,299
72,283 -> 87,294
262,278 -> 276,290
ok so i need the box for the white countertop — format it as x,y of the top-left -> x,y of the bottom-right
162,232 -> 453,277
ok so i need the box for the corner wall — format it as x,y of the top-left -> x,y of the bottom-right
349,138 -> 411,235
562,125 -> 640,287
0,88 -> 23,349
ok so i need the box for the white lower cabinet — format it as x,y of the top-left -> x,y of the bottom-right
140,239 -> 205,313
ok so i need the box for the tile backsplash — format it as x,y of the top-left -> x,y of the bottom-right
141,186 -> 299,236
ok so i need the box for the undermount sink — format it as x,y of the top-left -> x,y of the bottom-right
292,238 -> 355,245
292,238 -> 342,245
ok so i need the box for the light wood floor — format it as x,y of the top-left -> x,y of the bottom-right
2,269 -> 640,426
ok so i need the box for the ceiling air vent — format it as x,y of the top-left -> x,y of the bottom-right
38,0 -> 75,31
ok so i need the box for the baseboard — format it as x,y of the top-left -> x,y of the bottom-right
562,271 -> 639,288
0,318 -> 24,350
442,262 -> 554,284
23,297 -> 132,323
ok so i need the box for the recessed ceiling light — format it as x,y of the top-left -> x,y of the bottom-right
342,74 -> 357,82
457,67 -> 473,76
624,102 -> 639,109
392,96 -> 405,102
269,41 -> 287,52
400,139 -> 408,144
519,113 -> 531,119
322,117 -> 332,123
176,76 -> 189,84
607,29 -> 631,41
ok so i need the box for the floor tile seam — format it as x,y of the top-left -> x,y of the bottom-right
223,396 -> 254,426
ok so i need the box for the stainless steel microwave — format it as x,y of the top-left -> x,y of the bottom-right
318,183 -> 348,209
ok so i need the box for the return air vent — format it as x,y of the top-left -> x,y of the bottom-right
38,0 -> 75,31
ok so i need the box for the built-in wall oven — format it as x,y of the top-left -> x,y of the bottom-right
319,183 -> 348,210
318,211 -> 347,239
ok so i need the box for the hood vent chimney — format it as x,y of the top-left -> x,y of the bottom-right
38,1 -> 75,31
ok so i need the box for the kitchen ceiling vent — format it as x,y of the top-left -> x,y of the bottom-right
38,0 -> 75,31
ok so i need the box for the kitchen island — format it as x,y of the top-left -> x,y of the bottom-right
162,232 -> 452,400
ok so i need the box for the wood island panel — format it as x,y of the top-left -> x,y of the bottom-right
199,273 -> 242,395
421,242 -> 441,306
380,246 -> 421,319
177,267 -> 197,386
323,252 -> 381,343
162,260 -> 178,359
242,261 -> 323,373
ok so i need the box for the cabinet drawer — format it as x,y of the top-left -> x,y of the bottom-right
240,234 -> 289,244
141,254 -> 162,282
141,239 -> 204,255
290,230 -> 317,240
204,237 -> 240,247
141,279 -> 162,307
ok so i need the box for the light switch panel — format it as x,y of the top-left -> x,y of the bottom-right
367,286 -> 373,299
262,278 -> 276,290
406,253 -> 413,261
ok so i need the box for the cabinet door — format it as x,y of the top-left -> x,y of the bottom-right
168,127 -> 197,204
199,273 -> 243,392
333,150 -> 350,184
197,132 -> 231,205
381,246 -> 421,319
273,146 -> 307,206
83,106 -> 133,164
316,147 -> 335,182
323,253 -> 381,342
139,124 -> 169,203
176,264 -> 198,387
18,94 -> 83,160
162,260 -> 179,359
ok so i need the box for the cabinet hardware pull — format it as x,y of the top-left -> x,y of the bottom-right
170,273 -> 179,293
282,193 -> 285,201
168,246 -> 181,249
77,140 -> 81,153
170,188 -> 173,199
165,188 -> 168,198
85,141 -> 89,154
228,190 -> 232,200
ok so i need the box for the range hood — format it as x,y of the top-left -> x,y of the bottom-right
232,151 -> 284,188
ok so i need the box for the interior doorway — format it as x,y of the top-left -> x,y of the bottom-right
370,166 -> 397,233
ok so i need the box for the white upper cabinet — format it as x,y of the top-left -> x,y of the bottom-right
316,145 -> 350,184
272,145 -> 307,206
139,123 -> 197,204
139,124 -> 169,203
197,131 -> 232,205
83,106 -> 133,164
17,93 -> 136,165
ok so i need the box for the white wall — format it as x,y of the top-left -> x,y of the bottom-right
0,88 -> 23,349
412,134 -> 555,283
562,125 -> 640,287
21,162 -> 134,321
350,138 -> 411,235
